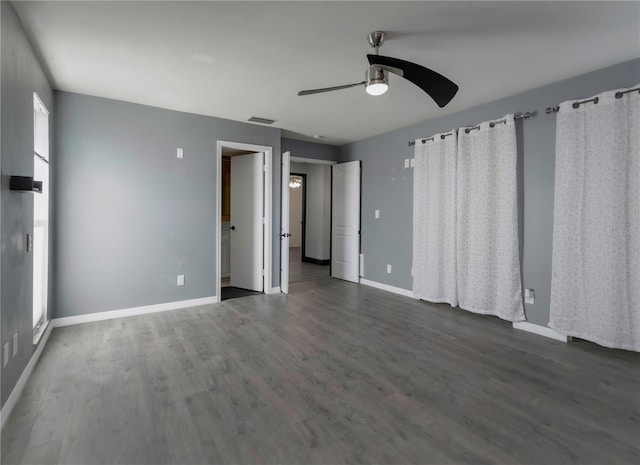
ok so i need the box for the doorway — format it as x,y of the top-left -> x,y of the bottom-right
285,158 -> 333,286
288,172 -> 306,263
216,141 -> 273,301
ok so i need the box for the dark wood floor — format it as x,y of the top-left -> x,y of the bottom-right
2,278 -> 639,464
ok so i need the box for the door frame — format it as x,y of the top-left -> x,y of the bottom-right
280,151 -> 290,294
290,172 -> 307,260
289,157 -> 337,268
216,141 -> 273,300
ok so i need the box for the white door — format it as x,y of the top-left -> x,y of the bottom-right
221,223 -> 231,278
331,160 -> 361,283
230,152 -> 264,291
280,151 -> 291,294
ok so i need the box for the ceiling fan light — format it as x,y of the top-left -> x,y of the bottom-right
365,67 -> 389,96
366,82 -> 389,96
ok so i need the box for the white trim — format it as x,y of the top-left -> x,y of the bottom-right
53,296 -> 218,328
513,322 -> 568,342
33,91 -> 49,115
360,278 -> 416,299
1,322 -> 53,429
280,151 -> 290,295
217,143 -> 223,309
290,156 -> 337,165
267,286 -> 281,294
32,319 -> 49,345
216,141 -> 273,299
264,149 -> 273,295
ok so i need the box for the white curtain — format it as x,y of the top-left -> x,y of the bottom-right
456,116 -> 525,322
550,85 -> 639,351
413,131 -> 458,306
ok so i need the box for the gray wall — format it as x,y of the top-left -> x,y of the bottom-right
340,59 -> 640,327
290,162 -> 331,261
1,1 -> 54,407
54,92 -> 281,318
282,138 -> 339,162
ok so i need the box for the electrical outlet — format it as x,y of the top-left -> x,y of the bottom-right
386,264 -> 392,274
375,209 -> 380,219
177,275 -> 185,286
524,288 -> 535,304
12,334 -> 18,357
3,343 -> 9,367
177,148 -> 184,159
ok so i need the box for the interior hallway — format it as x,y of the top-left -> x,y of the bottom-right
288,247 -> 330,284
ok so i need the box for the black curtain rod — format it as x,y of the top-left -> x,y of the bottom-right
546,86 -> 639,114
408,111 -> 534,146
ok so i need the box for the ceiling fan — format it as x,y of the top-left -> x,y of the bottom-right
297,31 -> 459,108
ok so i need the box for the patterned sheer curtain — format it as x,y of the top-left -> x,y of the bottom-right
413,131 -> 458,306
550,85 -> 639,351
456,115 -> 525,322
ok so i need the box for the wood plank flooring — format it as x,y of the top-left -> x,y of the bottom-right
289,261 -> 330,284
288,248 -> 330,284
2,278 -> 639,465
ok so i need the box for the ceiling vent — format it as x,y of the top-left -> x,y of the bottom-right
248,116 -> 276,125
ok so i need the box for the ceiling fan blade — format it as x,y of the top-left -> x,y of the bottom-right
367,54 -> 458,107
298,81 -> 365,96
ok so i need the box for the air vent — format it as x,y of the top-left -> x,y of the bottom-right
248,116 -> 276,125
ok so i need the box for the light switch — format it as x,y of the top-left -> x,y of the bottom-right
177,148 -> 184,159
386,264 -> 392,274
375,209 -> 380,219
404,159 -> 410,168
177,275 -> 185,286
410,158 -> 415,168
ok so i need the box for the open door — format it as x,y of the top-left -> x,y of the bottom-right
331,160 -> 361,283
280,151 -> 291,294
230,152 -> 264,291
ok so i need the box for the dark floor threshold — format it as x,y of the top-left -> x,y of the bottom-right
221,286 -> 262,301
302,257 -> 330,266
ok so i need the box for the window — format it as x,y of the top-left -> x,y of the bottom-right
33,93 -> 49,339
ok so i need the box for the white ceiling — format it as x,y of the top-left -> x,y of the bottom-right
14,1 -> 640,145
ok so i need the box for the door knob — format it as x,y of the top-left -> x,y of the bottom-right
230,225 -> 236,231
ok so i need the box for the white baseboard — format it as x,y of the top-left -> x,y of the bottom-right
267,286 -> 281,294
513,321 -> 567,342
360,278 -> 416,299
1,322 -> 53,429
53,296 -> 219,328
